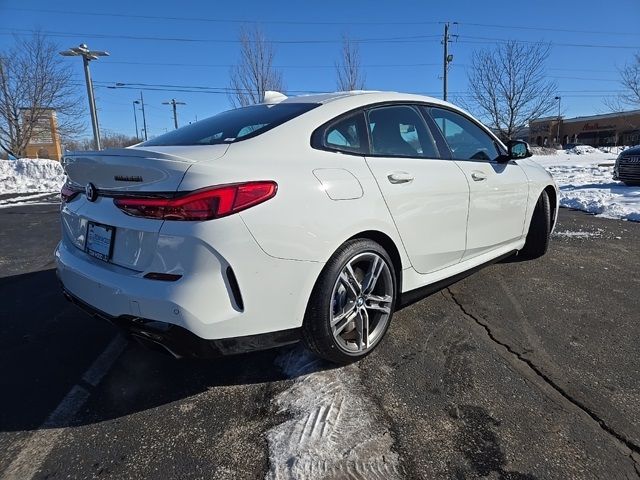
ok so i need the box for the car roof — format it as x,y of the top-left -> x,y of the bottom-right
278,90 -> 454,109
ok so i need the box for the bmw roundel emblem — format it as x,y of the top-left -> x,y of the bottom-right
85,182 -> 98,202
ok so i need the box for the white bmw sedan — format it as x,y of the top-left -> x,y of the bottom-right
56,91 -> 558,364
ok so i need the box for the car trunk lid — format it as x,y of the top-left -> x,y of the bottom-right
60,145 -> 229,272
63,145 -> 229,192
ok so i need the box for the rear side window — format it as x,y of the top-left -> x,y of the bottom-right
321,112 -> 367,154
141,103 -> 318,146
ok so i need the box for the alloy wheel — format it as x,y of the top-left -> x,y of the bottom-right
330,252 -> 394,354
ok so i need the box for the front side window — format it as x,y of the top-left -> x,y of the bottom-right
367,105 -> 439,158
429,107 -> 500,161
142,103 -> 318,146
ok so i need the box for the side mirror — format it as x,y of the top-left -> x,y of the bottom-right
507,140 -> 532,160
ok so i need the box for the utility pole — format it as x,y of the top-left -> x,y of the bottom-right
132,100 -> 140,140
555,96 -> 562,146
139,91 -> 148,141
59,44 -> 109,150
442,22 -> 456,102
162,99 -> 186,129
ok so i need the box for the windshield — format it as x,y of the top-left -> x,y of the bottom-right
141,103 -> 319,146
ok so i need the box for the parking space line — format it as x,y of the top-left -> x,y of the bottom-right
82,335 -> 128,387
1,336 -> 127,480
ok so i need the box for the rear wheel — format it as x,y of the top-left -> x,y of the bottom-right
519,190 -> 551,260
302,239 -> 396,364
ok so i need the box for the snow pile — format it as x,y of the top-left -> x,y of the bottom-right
567,145 -> 598,155
599,146 -> 627,155
0,158 -> 65,194
266,346 -> 402,480
532,150 -> 640,222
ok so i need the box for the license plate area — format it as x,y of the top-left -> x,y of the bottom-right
85,222 -> 115,262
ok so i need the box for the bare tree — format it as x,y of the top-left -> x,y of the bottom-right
604,53 -> 640,112
228,27 -> 284,107
0,32 -> 83,157
466,41 -> 557,141
63,132 -> 139,152
335,35 -> 366,91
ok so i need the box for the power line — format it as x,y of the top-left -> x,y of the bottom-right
102,61 -> 620,78
89,79 -> 626,96
3,7 -> 444,26
0,29 -> 442,45
460,22 -> 640,37
106,60 -> 444,69
6,7 -> 640,38
3,28 -> 635,51
458,36 -> 639,49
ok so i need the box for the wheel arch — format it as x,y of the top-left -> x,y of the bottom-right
346,230 -> 404,305
544,184 -> 558,228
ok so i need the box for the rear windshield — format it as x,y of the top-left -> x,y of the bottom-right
141,103 -> 319,146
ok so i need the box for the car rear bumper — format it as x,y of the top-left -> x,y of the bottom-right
55,216 -> 324,344
61,287 -> 300,358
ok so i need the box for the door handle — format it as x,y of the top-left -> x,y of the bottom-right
387,172 -> 414,184
471,171 -> 487,182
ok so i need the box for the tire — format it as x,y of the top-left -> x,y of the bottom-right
519,190 -> 551,260
302,239 -> 397,364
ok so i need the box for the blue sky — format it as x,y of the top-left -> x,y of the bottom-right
1,0 -> 638,139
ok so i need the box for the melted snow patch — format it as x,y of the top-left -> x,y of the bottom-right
0,192 -> 59,207
552,229 -> 602,239
266,346 -> 402,480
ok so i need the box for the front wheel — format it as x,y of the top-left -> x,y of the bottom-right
302,239 -> 396,364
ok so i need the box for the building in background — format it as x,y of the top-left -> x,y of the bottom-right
529,109 -> 640,148
20,108 -> 62,161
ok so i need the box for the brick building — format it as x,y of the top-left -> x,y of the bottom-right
529,109 -> 640,148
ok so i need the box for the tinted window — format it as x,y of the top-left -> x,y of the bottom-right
430,108 -> 500,161
367,105 -> 439,158
323,113 -> 366,153
142,103 -> 318,146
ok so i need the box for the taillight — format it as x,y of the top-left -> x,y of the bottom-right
113,181 -> 278,221
61,184 -> 80,203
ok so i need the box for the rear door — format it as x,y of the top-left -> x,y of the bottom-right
363,104 -> 470,274
427,107 -> 529,260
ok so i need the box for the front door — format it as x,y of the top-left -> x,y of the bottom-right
428,107 -> 529,260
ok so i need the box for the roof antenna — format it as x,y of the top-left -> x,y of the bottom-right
263,91 -> 288,104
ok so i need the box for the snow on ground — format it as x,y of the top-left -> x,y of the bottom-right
0,192 -> 60,208
0,158 -> 65,195
266,346 -> 402,480
531,149 -> 640,222
552,229 -> 603,239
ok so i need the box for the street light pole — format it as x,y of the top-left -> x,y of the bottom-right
59,44 -> 109,150
555,96 -> 562,146
162,99 -> 186,129
132,101 -> 140,140
81,55 -> 101,150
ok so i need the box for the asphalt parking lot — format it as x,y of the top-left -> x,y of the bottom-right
0,203 -> 639,479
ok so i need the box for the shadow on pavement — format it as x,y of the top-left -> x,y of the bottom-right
0,269 -> 334,433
